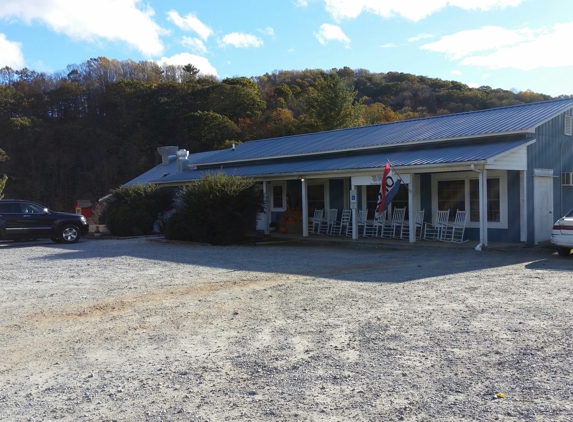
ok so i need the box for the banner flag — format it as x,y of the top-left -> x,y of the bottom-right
376,162 -> 402,213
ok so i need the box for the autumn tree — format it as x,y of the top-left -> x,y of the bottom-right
300,73 -> 363,132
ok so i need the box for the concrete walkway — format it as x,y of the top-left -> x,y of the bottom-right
261,231 -> 529,251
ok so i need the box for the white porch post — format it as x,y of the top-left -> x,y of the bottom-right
520,170 -> 527,242
351,182 -> 358,240
408,174 -> 415,243
481,169 -> 488,247
263,181 -> 270,235
301,178 -> 309,237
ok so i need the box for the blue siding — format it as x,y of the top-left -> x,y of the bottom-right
329,179 -> 345,213
526,110 -> 573,244
420,173 -> 432,225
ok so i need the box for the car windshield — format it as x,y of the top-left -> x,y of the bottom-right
565,208 -> 573,218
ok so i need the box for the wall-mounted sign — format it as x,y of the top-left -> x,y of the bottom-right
350,189 -> 357,209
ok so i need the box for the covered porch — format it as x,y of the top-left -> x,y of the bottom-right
257,138 -> 534,248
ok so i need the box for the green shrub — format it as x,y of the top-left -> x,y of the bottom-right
105,184 -> 176,236
165,172 -> 263,245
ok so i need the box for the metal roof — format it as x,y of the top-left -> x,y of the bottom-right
124,150 -> 222,187
154,138 -> 532,184
190,98 -> 573,166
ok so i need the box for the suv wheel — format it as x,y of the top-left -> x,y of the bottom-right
59,224 -> 81,244
557,247 -> 571,257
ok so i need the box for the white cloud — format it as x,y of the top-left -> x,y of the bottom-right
408,33 -> 433,42
294,0 -> 308,6
288,48 -> 295,53
314,23 -> 350,46
181,36 -> 207,54
0,0 -> 165,56
451,70 -> 462,75
421,26 -> 535,59
166,10 -> 213,41
422,23 -> 573,70
467,82 -> 479,88
259,27 -> 275,36
156,53 -> 217,77
217,33 -> 263,48
323,0 -> 522,22
380,43 -> 396,48
0,33 -> 24,68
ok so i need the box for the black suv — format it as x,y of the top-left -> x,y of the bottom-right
0,199 -> 89,244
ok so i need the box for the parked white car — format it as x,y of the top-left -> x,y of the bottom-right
551,208 -> 573,256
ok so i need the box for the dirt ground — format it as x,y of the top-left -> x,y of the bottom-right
0,237 -> 572,421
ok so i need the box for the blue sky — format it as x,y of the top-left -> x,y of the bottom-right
1,0 -> 572,97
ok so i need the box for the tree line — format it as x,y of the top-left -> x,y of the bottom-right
0,57 -> 557,210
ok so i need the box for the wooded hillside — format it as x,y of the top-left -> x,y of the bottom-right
0,58 -> 557,210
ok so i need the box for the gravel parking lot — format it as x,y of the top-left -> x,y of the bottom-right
0,237 -> 572,421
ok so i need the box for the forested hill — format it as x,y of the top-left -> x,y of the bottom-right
0,58 -> 558,210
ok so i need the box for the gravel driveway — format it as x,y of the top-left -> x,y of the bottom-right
0,237 -> 572,421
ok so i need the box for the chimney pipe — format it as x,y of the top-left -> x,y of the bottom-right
176,149 -> 190,173
157,146 -> 178,165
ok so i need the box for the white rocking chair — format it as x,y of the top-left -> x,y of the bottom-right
364,210 -> 386,237
424,210 -> 450,240
332,209 -> 351,236
311,209 -> 324,234
382,207 -> 407,238
442,210 -> 468,243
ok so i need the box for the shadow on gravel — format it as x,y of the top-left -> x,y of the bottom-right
12,237 -> 571,283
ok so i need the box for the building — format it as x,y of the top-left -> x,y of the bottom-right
126,98 -> 573,247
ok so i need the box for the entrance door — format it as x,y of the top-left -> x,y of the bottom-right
533,174 -> 554,244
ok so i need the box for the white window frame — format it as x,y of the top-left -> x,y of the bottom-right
431,170 -> 508,229
270,182 -> 287,212
562,172 -> 573,186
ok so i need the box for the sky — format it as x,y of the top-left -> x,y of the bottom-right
1,0 -> 573,97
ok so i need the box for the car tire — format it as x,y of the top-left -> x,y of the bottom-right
557,247 -> 571,257
59,224 -> 81,244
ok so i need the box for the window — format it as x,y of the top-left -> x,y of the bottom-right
270,183 -> 286,211
307,184 -> 325,217
432,171 -> 507,229
562,172 -> 573,186
392,184 -> 410,218
469,179 -> 500,222
365,183 -> 409,218
365,185 -> 379,219
0,203 -> 17,213
18,203 -> 45,214
438,180 -> 465,220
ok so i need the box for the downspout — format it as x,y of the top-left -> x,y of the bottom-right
560,142 -> 563,217
471,164 -> 484,251
301,178 -> 309,237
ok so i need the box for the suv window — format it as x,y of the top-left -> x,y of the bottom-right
0,203 -> 17,213
17,203 -> 45,214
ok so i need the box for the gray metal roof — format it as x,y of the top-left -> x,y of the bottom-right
124,150 -> 222,187
191,98 -> 573,166
154,138 -> 531,184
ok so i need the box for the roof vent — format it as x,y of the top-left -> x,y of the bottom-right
565,115 -> 572,136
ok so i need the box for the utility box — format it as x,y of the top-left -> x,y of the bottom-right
75,200 -> 93,218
